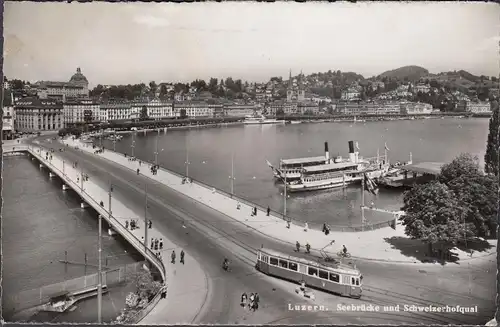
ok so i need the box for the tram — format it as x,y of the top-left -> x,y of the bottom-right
256,248 -> 362,298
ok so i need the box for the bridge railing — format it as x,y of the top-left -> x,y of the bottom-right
96,143 -> 396,233
28,145 -> 166,284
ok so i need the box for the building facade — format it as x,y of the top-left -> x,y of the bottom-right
3,90 -> 14,138
297,101 -> 320,115
14,97 -> 63,132
63,100 -> 100,127
336,101 -> 401,115
224,104 -> 258,117
100,102 -> 133,122
400,102 -> 433,115
463,101 -> 491,113
36,67 -> 90,102
173,101 -> 215,118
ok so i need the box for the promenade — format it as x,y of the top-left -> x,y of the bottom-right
63,138 -> 496,264
27,145 -> 208,324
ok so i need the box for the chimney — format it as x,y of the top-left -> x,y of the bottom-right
348,141 -> 356,163
324,142 -> 330,162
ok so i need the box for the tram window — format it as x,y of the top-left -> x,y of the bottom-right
279,259 -> 288,269
356,278 -> 360,286
351,277 -> 355,285
318,270 -> 329,280
269,257 -> 278,266
308,267 -> 318,276
329,273 -> 340,283
288,262 -> 298,271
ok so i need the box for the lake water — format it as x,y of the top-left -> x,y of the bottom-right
103,117 -> 489,229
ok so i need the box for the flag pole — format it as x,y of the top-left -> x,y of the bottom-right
361,174 -> 365,230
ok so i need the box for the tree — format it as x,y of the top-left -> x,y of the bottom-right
149,81 -> 157,96
159,84 -> 168,97
10,79 -> 24,90
439,153 -> 498,238
180,109 -> 187,119
485,100 -> 499,176
400,181 -> 468,254
140,106 -> 148,120
276,108 -> 285,116
208,78 -> 218,92
131,269 -> 162,301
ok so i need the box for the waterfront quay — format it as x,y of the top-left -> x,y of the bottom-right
24,136 -> 496,325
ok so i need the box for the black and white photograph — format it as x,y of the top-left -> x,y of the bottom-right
2,1 -> 499,325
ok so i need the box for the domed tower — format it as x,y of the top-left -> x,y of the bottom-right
69,67 -> 89,88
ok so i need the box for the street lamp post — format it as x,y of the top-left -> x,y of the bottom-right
154,128 -> 160,165
131,133 -> 135,158
97,213 -> 102,323
144,184 -> 148,253
230,153 -> 235,195
185,140 -> 190,178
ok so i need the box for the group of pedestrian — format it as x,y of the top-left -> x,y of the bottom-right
128,156 -> 137,162
295,241 -> 311,253
240,292 -> 260,311
125,219 -> 140,230
150,164 -> 159,175
150,237 -> 163,250
181,177 -> 191,184
170,250 -> 185,264
250,206 -> 258,217
72,161 -> 78,168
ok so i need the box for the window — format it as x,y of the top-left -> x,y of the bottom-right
288,262 -> 298,271
318,270 -> 329,280
352,277 -> 355,285
355,278 -> 360,286
269,257 -> 278,266
308,267 -> 318,276
329,273 -> 340,283
279,259 -> 288,269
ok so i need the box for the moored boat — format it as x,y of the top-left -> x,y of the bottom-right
266,142 -> 332,182
244,114 -> 282,125
286,141 -> 390,193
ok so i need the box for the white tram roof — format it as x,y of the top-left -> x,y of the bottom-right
303,161 -> 358,173
281,156 -> 328,165
260,248 -> 360,276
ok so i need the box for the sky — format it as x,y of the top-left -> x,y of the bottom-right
4,2 -> 500,87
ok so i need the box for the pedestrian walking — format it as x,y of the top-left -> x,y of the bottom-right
236,202 -> 241,210
148,220 -> 152,229
141,236 -> 144,243
254,293 -> 260,310
267,206 -> 270,216
137,168 -> 140,175
180,250 -> 185,264
171,250 -> 176,264
154,239 -> 159,250
125,220 -> 129,229
249,293 -> 255,311
296,241 -> 300,252
159,238 -> 163,250
240,292 -> 247,308
150,238 -> 154,249
253,207 -> 258,216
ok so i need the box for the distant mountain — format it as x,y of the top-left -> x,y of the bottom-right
378,65 -> 429,81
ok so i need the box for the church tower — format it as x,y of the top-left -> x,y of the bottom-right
286,69 -> 293,102
298,69 -> 305,101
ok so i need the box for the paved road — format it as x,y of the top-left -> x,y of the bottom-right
32,137 -> 496,325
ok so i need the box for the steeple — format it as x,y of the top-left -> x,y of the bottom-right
288,69 -> 292,87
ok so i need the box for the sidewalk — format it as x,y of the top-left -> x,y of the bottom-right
62,138 -> 496,264
31,146 -> 208,324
